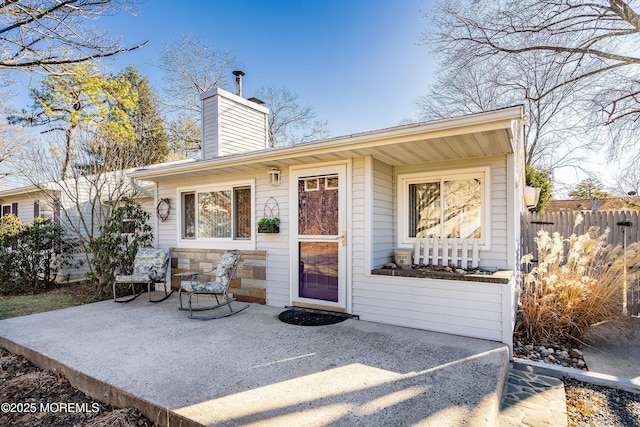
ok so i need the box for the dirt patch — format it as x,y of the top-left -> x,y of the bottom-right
0,347 -> 152,427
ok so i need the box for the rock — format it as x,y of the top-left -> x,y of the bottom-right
577,360 -> 586,368
454,268 -> 466,274
383,262 -> 398,269
547,354 -> 555,361
444,266 -> 453,272
570,349 -> 583,358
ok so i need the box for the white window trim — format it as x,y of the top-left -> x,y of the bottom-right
397,166 -> 491,249
176,179 -> 256,250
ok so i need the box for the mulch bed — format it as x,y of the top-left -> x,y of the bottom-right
278,309 -> 348,326
0,348 -> 152,427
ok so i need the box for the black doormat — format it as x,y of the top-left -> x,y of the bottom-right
278,308 -> 348,326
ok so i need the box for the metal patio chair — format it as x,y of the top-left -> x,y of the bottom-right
178,250 -> 249,319
113,247 -> 173,303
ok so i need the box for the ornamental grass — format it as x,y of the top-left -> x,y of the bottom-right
518,214 -> 636,345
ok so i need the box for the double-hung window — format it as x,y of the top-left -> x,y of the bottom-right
399,167 -> 489,246
180,181 -> 253,243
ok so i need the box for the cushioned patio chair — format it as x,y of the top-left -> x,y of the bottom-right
178,250 -> 249,319
113,247 -> 173,303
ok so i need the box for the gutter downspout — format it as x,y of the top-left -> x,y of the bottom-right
130,177 -> 154,198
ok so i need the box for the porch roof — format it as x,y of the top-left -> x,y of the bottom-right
129,105 -> 524,182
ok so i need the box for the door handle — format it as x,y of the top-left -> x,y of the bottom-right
340,231 -> 346,246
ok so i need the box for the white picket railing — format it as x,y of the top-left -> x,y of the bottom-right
413,237 -> 481,269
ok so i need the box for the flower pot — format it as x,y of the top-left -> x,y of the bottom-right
394,249 -> 413,269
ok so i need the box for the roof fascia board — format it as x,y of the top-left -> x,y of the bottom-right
0,184 -> 58,198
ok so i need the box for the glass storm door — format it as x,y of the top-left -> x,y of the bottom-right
293,165 -> 346,308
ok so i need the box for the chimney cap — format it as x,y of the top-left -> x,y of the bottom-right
232,70 -> 245,77
247,97 -> 264,105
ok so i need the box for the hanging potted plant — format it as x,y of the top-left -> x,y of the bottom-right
258,216 -> 280,233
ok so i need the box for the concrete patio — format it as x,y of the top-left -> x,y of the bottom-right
0,295 -> 509,426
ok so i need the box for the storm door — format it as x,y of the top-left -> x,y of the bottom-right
292,164 -> 347,309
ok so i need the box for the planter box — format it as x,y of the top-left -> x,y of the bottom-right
258,223 -> 279,233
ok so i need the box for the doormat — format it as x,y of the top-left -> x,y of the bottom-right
278,308 -> 349,326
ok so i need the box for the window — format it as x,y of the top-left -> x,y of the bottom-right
1,205 -> 11,216
34,200 -> 53,220
180,182 -> 253,241
399,168 -> 489,245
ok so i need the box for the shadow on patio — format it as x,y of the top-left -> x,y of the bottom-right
0,295 -> 509,426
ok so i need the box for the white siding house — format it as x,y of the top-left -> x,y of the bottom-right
0,173 -> 155,279
130,86 -> 526,351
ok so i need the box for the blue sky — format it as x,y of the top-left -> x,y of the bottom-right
92,0 -> 437,137
6,0 -> 612,195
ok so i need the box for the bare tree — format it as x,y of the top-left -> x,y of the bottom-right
21,131 -> 152,282
417,47 -> 594,171
0,0 -> 147,72
156,34 -> 236,157
157,36 -> 330,153
165,114 -> 200,159
257,86 -> 330,147
427,0 -> 640,161
614,160 -> 640,198
0,106 -> 31,184
157,33 -> 236,116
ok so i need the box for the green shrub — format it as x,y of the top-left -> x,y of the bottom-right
87,197 -> 153,300
518,214 -> 634,344
525,165 -> 552,213
0,215 -> 76,295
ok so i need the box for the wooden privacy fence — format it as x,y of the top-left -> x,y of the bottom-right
521,210 -> 640,316
521,210 -> 640,257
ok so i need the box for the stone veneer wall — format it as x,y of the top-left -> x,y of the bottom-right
170,248 -> 267,304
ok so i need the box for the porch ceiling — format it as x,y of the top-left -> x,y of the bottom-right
130,106 -> 522,182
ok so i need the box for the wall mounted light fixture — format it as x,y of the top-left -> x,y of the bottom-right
267,167 -> 281,186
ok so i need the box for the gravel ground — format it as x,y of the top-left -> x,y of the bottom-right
565,378 -> 640,427
514,343 -> 640,427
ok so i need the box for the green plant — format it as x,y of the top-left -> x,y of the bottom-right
258,217 -> 280,233
0,214 -> 24,292
12,217 -> 76,293
0,216 -> 76,295
525,165 -> 552,213
87,197 -> 153,300
518,214 -> 634,344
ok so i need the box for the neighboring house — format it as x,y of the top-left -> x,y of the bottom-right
0,185 -> 60,225
0,173 -> 155,278
130,86 -> 528,351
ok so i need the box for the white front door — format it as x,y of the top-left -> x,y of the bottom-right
291,163 -> 348,311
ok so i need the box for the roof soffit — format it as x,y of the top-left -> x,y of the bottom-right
130,106 -> 523,181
